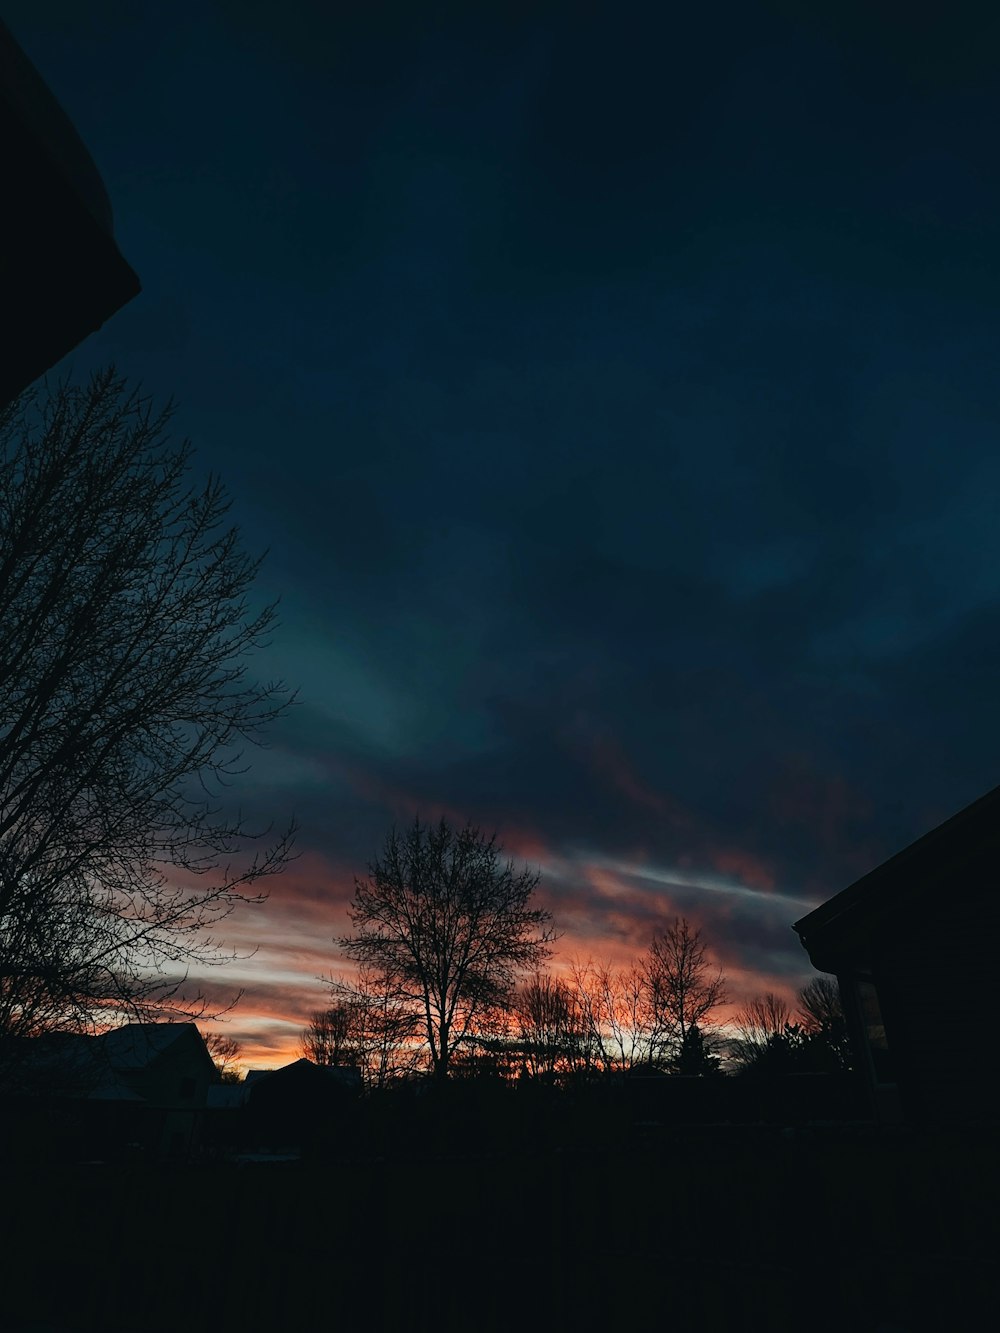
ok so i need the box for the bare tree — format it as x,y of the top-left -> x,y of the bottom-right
567,957 -> 664,1075
731,983 -> 853,1073
302,1004 -> 362,1068
0,370 -> 295,1051
798,976 -> 842,1031
338,818 -> 554,1081
304,963 -> 421,1088
339,965 -> 424,1089
797,975 -> 852,1071
729,992 -> 807,1072
730,991 -> 790,1052
642,917 -> 727,1061
512,971 -> 589,1081
205,1032 -> 242,1082
447,1002 -> 520,1081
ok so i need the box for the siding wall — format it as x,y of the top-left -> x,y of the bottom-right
871,857 -> 1000,1123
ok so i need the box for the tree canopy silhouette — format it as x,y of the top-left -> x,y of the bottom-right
206,1031 -> 243,1082
643,917 -> 728,1058
729,992 -> 804,1072
730,981 -> 853,1074
0,370 -> 294,1047
304,963 -> 421,1089
798,975 -> 852,1070
338,818 -> 554,1080
512,971 -> 589,1081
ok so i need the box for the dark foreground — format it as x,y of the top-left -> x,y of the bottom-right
4,1119 -> 995,1333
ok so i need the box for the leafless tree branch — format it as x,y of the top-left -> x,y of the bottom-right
0,369 -> 296,1051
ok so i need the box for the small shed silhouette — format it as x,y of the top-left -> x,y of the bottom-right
793,785 -> 1000,1124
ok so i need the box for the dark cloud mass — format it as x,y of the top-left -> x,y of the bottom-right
9,2 -> 1000,1062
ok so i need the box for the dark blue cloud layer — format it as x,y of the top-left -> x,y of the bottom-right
8,4 -> 1000,1056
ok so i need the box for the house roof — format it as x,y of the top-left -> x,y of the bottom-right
98,1023 -> 196,1071
0,20 -> 112,230
793,781 -> 1000,971
244,1058 -> 362,1091
0,20 -> 140,405
7,1023 -> 216,1100
7,1031 -> 140,1101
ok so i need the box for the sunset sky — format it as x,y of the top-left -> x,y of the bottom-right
9,3 -> 1000,1068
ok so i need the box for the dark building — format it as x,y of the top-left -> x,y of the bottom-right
0,19 -> 140,406
793,785 -> 1000,1125
99,1022 -> 220,1155
4,1022 -> 219,1160
204,1058 -> 361,1158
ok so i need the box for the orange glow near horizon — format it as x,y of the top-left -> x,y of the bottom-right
197,840 -> 822,1072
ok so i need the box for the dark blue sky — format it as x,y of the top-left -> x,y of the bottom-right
10,2 -> 1000,1060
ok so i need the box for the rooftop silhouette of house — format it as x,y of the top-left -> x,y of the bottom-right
98,1021 -> 218,1100
6,1022 -> 219,1158
0,19 -> 140,405
6,1029 -> 140,1102
205,1058 -> 361,1156
243,1056 -> 362,1088
19,1021 -> 216,1089
794,784 -> 1000,1124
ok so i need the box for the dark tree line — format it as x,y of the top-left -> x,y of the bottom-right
302,817 -> 850,1088
729,978 -> 851,1074
302,818 -> 781,1085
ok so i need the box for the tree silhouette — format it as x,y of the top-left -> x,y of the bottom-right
304,963 -> 421,1088
0,370 -> 294,1049
797,976 -> 852,1071
567,956 -> 664,1074
731,982 -> 854,1074
729,992 -> 812,1073
206,1032 -> 243,1082
302,1003 -> 363,1068
670,1022 -> 723,1075
338,818 -> 554,1080
512,971 -> 589,1081
643,917 -> 728,1060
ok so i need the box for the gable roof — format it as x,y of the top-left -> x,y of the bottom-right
6,1031 -> 140,1101
793,781 -> 1000,970
98,1023 -> 194,1070
5,1023 -> 216,1101
244,1058 -> 362,1091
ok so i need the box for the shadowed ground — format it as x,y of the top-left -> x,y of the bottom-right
4,1120 -> 994,1333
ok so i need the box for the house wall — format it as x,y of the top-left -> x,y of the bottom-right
123,1029 -> 217,1109
119,1030 -> 218,1155
837,973 -> 901,1123
869,868 -> 1000,1124
244,1068 -> 357,1152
